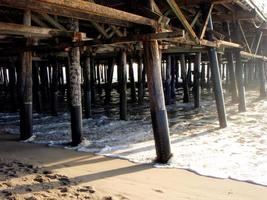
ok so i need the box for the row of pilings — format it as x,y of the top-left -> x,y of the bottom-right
1,11 -> 267,163
1,52 -> 266,113
1,50 -> 267,162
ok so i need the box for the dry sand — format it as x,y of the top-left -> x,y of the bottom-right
0,133 -> 266,200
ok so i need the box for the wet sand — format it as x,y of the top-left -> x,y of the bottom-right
0,134 -> 266,200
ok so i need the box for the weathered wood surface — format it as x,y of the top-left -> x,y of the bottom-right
0,0 -> 158,27
143,39 -> 172,163
180,54 -> 190,103
259,60 -> 267,97
165,55 -> 172,105
193,53 -> 201,108
137,54 -> 144,105
119,50 -> 127,120
0,22 -> 82,38
206,13 -> 227,128
224,21 -> 238,102
19,10 -> 33,140
68,19 -> 83,145
233,22 -> 247,112
83,53 -> 92,118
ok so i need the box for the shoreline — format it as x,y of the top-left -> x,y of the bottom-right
0,133 -> 266,200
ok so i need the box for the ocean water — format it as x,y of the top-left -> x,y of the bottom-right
0,91 -> 266,186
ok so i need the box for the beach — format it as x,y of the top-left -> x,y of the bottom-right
0,133 -> 266,200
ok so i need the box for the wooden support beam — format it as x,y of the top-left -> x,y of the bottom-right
83,52 -> 92,118
143,39 -> 172,163
238,21 -> 251,53
190,10 -> 201,27
0,22 -> 84,38
137,54 -> 144,105
223,22 -> 238,103
0,0 -> 158,27
40,13 -> 67,30
19,10 -> 33,140
193,53 -> 201,108
129,57 -> 137,103
50,57 -> 59,116
32,14 -> 49,27
91,22 -> 110,39
119,49 -> 127,120
170,55 -> 176,100
9,58 -> 18,112
259,60 -> 267,97
254,31 -> 263,55
105,58 -> 114,104
206,13 -> 227,128
180,54 -> 190,103
68,19 -> 83,145
166,0 -> 199,43
200,4 -> 214,40
32,61 -> 42,113
233,22 -> 246,112
111,25 -> 124,37
165,55 -> 171,105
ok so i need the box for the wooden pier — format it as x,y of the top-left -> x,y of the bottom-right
0,0 -> 267,163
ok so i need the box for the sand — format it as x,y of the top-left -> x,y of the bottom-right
0,134 -> 266,200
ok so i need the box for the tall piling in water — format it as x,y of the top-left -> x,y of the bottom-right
19,10 -> 33,140
206,13 -> 227,128
68,19 -> 83,145
143,40 -> 172,163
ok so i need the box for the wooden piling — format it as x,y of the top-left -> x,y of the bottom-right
193,53 -> 201,108
51,57 -> 59,116
105,58 -> 114,104
180,54 -> 190,103
32,61 -> 42,113
165,55 -> 171,105
170,55 -> 176,100
259,60 -> 267,97
175,57 -> 179,89
223,22 -> 238,102
233,22 -> 246,112
143,40 -> 172,163
68,19 -> 82,145
19,10 -> 33,140
137,54 -> 144,104
83,52 -> 92,118
8,58 -> 18,112
90,56 -> 96,104
129,57 -> 137,103
119,49 -> 127,120
207,14 -> 227,128
200,63 -> 206,89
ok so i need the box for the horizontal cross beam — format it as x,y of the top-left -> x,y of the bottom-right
0,0 -> 158,27
0,22 -> 86,40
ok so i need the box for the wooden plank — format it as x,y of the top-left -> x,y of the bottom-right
0,22 -> 85,38
0,0 -> 158,27
240,51 -> 267,61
